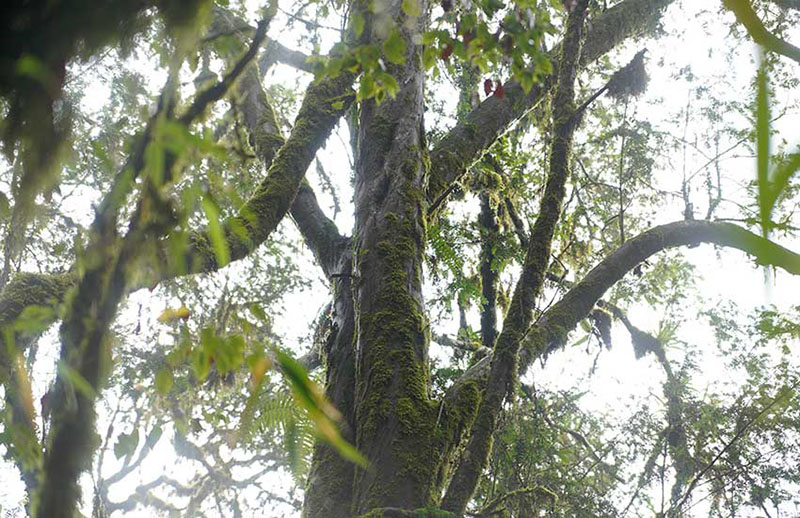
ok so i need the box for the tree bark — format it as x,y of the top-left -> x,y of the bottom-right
442,1 -> 590,512
350,1 -> 440,512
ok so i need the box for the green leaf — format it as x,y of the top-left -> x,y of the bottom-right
383,28 -> 407,65
201,195 -> 231,267
358,74 -> 376,101
0,191 -> 8,220
766,153 -> 800,213
113,429 -> 140,459
423,47 -> 438,70
249,303 -> 268,322
145,425 -> 163,450
376,71 -> 399,98
353,13 -> 365,38
273,348 -> 368,468
58,362 -> 97,399
237,351 -> 272,441
155,368 -> 173,395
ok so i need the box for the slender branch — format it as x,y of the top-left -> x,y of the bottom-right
669,379 -> 800,512
179,17 -> 270,125
441,2 -> 590,512
768,0 -> 800,9
723,0 -> 800,64
259,40 -> 315,73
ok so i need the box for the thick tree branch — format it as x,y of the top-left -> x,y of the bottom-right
31,14 -> 304,516
442,2 -> 590,512
259,40 -> 315,73
446,220 -> 800,412
723,0 -> 800,64
0,51 -> 354,492
522,220 -> 800,370
478,196 -> 499,350
213,7 -> 348,278
178,78 -> 354,278
426,0 -> 676,216
0,72 -> 352,346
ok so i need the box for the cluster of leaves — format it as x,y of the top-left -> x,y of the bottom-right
425,0 -> 556,93
311,0 -> 558,104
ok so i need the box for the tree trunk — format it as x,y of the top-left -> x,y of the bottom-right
302,253 -> 359,517
350,0 -> 441,513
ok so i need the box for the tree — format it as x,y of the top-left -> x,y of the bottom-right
1,0 -> 799,517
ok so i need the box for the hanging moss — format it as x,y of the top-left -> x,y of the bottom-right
606,50 -> 648,101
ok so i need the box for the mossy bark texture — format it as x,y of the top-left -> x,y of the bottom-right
349,1 -> 442,513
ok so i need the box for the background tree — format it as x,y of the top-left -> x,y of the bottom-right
1,0 -> 800,517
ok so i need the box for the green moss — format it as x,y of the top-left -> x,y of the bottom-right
188,71 -> 355,273
0,272 -> 75,332
427,149 -> 464,205
355,195 -> 447,508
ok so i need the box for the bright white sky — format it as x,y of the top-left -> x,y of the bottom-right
2,0 -> 800,516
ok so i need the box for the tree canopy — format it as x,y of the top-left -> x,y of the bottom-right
1,0 -> 800,517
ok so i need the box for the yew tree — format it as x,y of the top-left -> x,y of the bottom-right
1,0 -> 800,517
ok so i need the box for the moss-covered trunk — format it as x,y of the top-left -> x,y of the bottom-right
302,253 -> 359,517
349,0 -> 447,513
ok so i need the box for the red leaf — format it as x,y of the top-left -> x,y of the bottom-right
493,81 -> 505,99
441,44 -> 453,61
484,78 -> 494,96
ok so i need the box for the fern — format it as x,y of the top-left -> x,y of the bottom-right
258,391 -> 316,481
